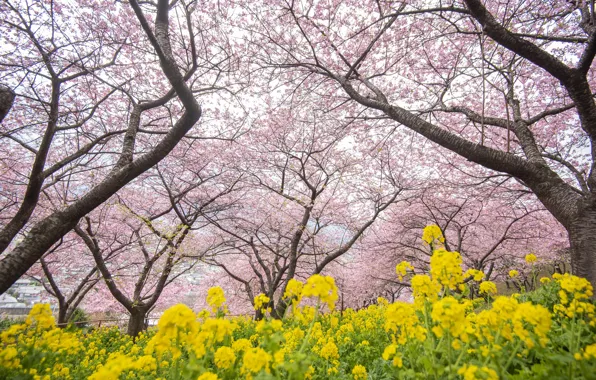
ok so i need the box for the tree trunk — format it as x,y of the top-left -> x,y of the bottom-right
57,304 -> 68,327
272,299 -> 288,320
0,85 -> 15,123
568,206 -> 596,291
127,308 -> 148,337
0,108 -> 200,295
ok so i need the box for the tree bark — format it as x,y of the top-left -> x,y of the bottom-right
57,303 -> 68,327
0,110 -> 200,295
0,85 -> 15,123
0,80 -> 61,254
271,300 -> 288,320
127,307 -> 148,337
568,205 -> 596,289
254,309 -> 265,321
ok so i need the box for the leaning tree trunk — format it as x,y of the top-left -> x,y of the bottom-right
568,206 -> 596,292
127,307 -> 148,337
0,85 -> 15,123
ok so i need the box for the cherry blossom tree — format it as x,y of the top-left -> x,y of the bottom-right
32,237 -> 101,326
391,191 -> 561,270
73,148 -> 240,336
2,0 -> 593,314
203,103 -> 412,318
0,0 -> 244,293
352,180 -> 564,295
234,0 -> 596,288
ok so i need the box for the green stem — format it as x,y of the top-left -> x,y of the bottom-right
503,339 -> 522,374
482,330 -> 501,367
174,330 -> 180,380
447,332 -> 452,379
453,340 -> 470,368
569,314 -> 577,379
423,301 -> 438,380
298,303 -> 320,354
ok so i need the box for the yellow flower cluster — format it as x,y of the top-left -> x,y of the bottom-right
421,224 -> 445,245
214,346 -> 236,369
146,304 -> 199,358
25,304 -> 55,330
475,296 -> 552,349
431,296 -> 469,340
89,353 -> 157,380
301,274 -> 338,311
553,273 -> 595,323
458,364 -> 498,380
240,347 -> 271,379
464,268 -> 485,282
319,340 -> 339,361
197,372 -> 218,380
384,301 -> 426,344
253,293 -> 271,314
282,278 -> 304,314
430,248 -> 463,291
206,286 -> 227,313
411,274 -> 441,307
478,281 -> 497,296
0,346 -> 19,369
575,344 -> 596,361
382,344 -> 404,367
1,227 -> 595,379
351,364 -> 367,380
396,261 -> 414,281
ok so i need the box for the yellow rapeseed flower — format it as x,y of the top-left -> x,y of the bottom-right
479,281 -> 497,296
157,304 -> 197,334
0,346 -> 20,369
396,261 -> 414,281
240,348 -> 271,378
89,352 -> 156,380
411,274 -> 441,307
302,274 -> 339,311
320,340 -> 339,361
422,224 -> 445,245
576,343 -> 596,360
431,296 -> 467,340
464,269 -> 485,282
146,304 -> 198,358
385,302 -> 426,344
232,338 -> 252,352
352,364 -> 367,380
430,249 -> 463,291
197,372 -> 218,380
382,344 -> 397,361
26,304 -> 55,330
458,364 -> 498,380
253,293 -> 271,314
214,346 -> 236,369
206,286 -> 227,313
283,278 -> 304,301
525,253 -> 537,264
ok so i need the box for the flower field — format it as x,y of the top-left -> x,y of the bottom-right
1,228 -> 595,380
